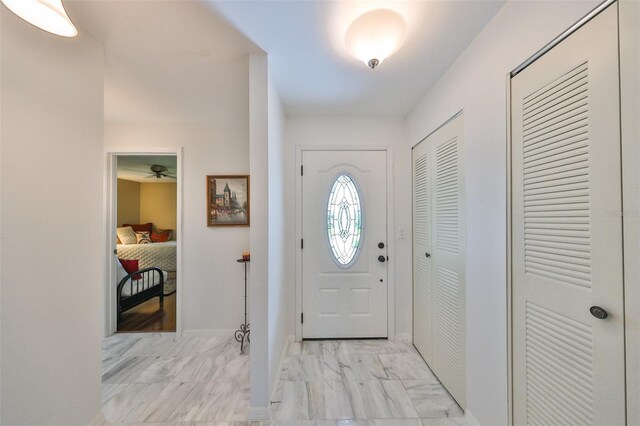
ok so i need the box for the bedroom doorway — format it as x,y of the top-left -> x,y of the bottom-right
106,152 -> 181,334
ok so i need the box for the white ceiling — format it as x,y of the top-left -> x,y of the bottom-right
66,0 -> 260,122
117,155 -> 177,183
209,0 -> 505,116
66,0 -> 505,118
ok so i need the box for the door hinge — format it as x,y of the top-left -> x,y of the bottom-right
301,165 -> 304,176
301,239 -> 304,249
301,313 -> 304,323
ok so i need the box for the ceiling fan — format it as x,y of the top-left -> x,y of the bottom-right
147,164 -> 176,180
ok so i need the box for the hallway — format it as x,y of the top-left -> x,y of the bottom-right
100,335 -> 464,425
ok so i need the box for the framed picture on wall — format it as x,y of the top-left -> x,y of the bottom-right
207,175 -> 250,227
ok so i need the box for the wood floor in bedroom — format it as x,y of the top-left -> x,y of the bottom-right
117,293 -> 176,332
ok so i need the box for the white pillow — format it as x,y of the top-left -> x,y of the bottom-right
135,231 -> 152,244
116,226 -> 136,245
115,258 -> 128,284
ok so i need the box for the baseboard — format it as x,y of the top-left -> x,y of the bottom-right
181,329 -> 236,337
395,332 -> 412,343
465,409 -> 481,426
247,406 -> 271,421
89,412 -> 106,425
114,331 -> 176,338
270,334 -> 294,402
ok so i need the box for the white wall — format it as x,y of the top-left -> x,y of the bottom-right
248,52 -> 270,413
248,52 -> 292,418
1,9 -> 104,425
406,1 -> 598,424
105,105 -> 250,333
285,116 -> 410,338
267,61 -> 291,397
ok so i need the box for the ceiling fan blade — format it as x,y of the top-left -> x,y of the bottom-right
120,168 -> 153,174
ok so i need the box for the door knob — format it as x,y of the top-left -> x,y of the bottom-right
425,253 -> 431,258
590,306 -> 608,320
378,255 -> 386,263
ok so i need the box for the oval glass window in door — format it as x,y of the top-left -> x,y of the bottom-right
326,173 -> 363,266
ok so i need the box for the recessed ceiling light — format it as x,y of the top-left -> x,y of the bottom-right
1,0 -> 78,37
345,9 -> 407,69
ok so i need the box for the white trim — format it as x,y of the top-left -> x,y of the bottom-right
394,332 -> 412,343
247,406 -> 271,421
505,73 -> 514,426
89,412 -> 106,425
181,329 -> 236,338
295,146 -> 396,341
619,1 -> 640,424
103,147 -> 184,338
271,335 -> 294,403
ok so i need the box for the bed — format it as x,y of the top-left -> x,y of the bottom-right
116,241 -> 177,272
116,241 -> 176,321
116,266 -> 165,321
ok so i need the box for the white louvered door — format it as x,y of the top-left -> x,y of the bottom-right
511,4 -> 625,425
413,114 -> 466,408
413,136 -> 433,364
431,115 -> 466,408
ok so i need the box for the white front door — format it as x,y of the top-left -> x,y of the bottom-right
511,4 -> 625,424
302,150 -> 388,339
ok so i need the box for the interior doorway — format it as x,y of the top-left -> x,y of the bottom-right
105,151 -> 182,335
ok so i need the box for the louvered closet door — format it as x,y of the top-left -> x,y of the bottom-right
413,137 -> 433,364
430,115 -> 466,408
413,114 -> 466,409
511,4 -> 625,425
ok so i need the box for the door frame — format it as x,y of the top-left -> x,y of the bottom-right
295,146 -> 395,341
506,1 -> 619,423
103,146 -> 184,337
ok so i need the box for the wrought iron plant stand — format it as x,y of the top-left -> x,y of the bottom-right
235,258 -> 250,352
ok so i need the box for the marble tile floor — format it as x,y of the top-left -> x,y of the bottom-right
271,339 -> 465,426
100,334 -> 467,426
101,333 -> 252,425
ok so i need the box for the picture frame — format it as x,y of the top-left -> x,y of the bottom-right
207,175 -> 250,227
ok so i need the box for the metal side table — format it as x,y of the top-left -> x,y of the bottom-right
235,258 -> 250,353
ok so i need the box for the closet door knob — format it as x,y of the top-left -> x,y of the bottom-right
590,306 -> 608,320
378,255 -> 386,263
425,253 -> 431,258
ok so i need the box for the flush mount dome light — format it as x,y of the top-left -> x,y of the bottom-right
1,0 -> 78,37
345,9 -> 407,69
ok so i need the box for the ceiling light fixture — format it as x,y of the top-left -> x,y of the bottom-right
345,9 -> 407,69
1,0 -> 78,37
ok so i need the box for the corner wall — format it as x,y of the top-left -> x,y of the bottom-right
267,57 -> 291,398
117,178 -> 141,226
1,9 -> 104,425
248,52 -> 270,413
405,1 -> 599,424
248,52 -> 291,418
140,182 -> 177,232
